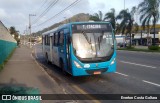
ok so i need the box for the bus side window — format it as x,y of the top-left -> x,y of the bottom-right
45,35 -> 47,45
44,36 -> 45,45
46,35 -> 48,45
59,31 -> 64,46
48,35 -> 50,45
54,33 -> 56,46
57,32 -> 60,46
55,32 -> 58,46
42,36 -> 43,44
52,33 -> 55,46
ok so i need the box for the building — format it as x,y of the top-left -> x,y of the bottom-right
0,21 -> 16,43
132,28 -> 160,46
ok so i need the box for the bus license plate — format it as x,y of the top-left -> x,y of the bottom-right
94,71 -> 101,75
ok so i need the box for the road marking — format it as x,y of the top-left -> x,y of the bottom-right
120,61 -> 157,69
115,72 -> 128,77
72,85 -> 100,103
117,50 -> 160,55
142,80 -> 160,87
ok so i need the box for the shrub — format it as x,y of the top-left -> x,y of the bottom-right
148,45 -> 159,50
126,46 -> 134,49
0,64 -> 4,71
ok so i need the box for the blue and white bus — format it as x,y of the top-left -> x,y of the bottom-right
42,22 -> 116,76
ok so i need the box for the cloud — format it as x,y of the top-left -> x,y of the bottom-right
0,0 -> 90,33
0,0 -> 159,34
0,8 -> 7,19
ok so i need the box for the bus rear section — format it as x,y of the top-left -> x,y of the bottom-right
69,22 -> 116,76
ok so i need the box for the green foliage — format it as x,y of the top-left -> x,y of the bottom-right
104,8 -> 116,29
9,26 -> 20,44
116,7 -> 137,35
0,63 -> 4,71
116,7 -> 138,47
138,0 -> 160,26
0,44 -> 16,71
138,0 -> 160,45
148,45 -> 160,50
89,15 -> 101,21
133,22 -> 139,33
89,10 -> 105,21
126,46 -> 135,49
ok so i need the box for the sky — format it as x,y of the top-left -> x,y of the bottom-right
1,0 -> 158,34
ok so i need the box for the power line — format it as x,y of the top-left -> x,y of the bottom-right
32,0 -> 59,25
35,0 -> 81,27
32,0 -> 58,24
34,0 -> 48,15
40,0 -> 48,8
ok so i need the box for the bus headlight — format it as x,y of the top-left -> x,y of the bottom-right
74,61 -> 82,68
110,58 -> 116,65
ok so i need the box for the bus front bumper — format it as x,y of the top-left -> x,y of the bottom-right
72,62 -> 116,76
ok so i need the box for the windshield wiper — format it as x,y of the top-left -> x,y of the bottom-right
82,31 -> 93,51
82,31 -> 91,44
98,37 -> 101,50
97,32 -> 105,50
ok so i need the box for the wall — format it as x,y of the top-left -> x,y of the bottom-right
0,21 -> 17,65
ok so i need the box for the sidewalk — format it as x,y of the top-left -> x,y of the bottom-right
0,45 -> 64,94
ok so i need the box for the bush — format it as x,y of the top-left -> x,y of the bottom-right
0,64 -> 4,71
126,46 -> 134,49
148,45 -> 159,50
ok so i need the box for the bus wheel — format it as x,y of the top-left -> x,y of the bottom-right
60,61 -> 67,75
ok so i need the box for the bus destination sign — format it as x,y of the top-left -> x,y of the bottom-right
77,24 -> 105,30
77,24 -> 107,30
72,23 -> 112,33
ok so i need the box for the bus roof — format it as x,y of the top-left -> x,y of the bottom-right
42,27 -> 58,35
42,21 -> 112,35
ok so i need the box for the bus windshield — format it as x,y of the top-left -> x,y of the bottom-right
72,31 -> 114,62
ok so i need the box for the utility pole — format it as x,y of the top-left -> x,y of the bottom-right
29,14 -> 36,48
26,25 -> 28,35
23,30 -> 26,45
124,0 -> 125,10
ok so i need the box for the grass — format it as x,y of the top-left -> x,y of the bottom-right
0,64 -> 4,71
117,46 -> 160,53
0,48 -> 16,71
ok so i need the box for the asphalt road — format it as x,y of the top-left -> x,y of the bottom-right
34,44 -> 160,103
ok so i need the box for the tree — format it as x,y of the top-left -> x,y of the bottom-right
104,8 -> 116,29
138,0 -> 160,45
89,11 -> 105,21
116,7 -> 137,47
9,26 -> 20,44
10,26 -> 17,35
133,23 -> 139,33
115,23 -> 121,34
